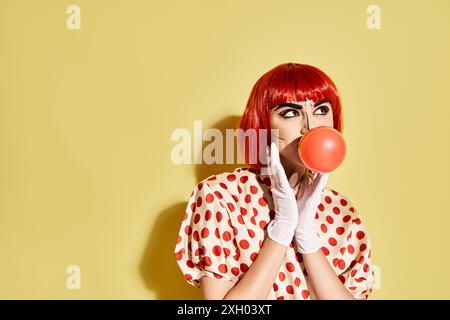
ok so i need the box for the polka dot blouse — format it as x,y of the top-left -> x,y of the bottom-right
174,167 -> 375,300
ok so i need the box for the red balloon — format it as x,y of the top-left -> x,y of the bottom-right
298,126 -> 346,173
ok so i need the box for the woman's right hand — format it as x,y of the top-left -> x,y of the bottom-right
265,141 -> 299,247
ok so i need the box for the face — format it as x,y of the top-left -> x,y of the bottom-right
269,98 -> 334,169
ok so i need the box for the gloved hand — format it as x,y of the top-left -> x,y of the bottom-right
265,142 -> 298,247
294,170 -> 329,254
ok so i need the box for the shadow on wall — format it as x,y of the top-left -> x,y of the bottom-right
139,115 -> 246,299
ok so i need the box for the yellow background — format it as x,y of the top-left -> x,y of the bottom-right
1,0 -> 449,299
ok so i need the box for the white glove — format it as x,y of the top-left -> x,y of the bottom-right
294,171 -> 330,254
265,142 -> 298,247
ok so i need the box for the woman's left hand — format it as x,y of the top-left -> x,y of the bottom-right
294,171 -> 330,254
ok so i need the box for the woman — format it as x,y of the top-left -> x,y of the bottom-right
173,63 -> 375,300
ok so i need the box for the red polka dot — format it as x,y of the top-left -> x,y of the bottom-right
248,229 -> 255,238
326,215 -> 334,224
177,235 -> 181,244
259,220 -> 268,229
258,197 -> 267,206
212,245 -> 222,256
286,262 -> 295,272
193,231 -> 199,241
324,196 -> 332,204
343,215 -> 351,223
206,194 -> 214,203
240,263 -> 249,272
175,252 -> 182,261
321,224 -> 328,233
222,231 -> 231,241
250,185 -> 258,194
196,197 -> 202,207
227,203 -> 235,212
239,239 -> 249,249
185,225 -> 192,235
333,207 -> 341,215
227,174 -> 236,182
194,214 -> 201,224
340,198 -> 348,206
336,227 -> 345,235
363,263 -> 369,272
328,237 -> 337,246
201,227 -> 209,238
218,264 -> 228,273
223,248 -> 230,257
294,277 -> 301,286
185,274 -> 192,281
244,195 -> 251,203
279,272 -> 286,281
250,216 -> 256,225
205,210 -> 212,221
321,247 -> 330,256
318,203 -> 325,211
348,244 -> 355,254
232,194 -> 239,202
203,256 -> 212,266
277,296 -> 284,300
360,243 -> 367,251
273,283 -> 278,291
356,231 -> 365,240
237,215 -> 245,224
302,290 -> 310,299
286,285 -> 294,294
214,191 -> 223,199
219,183 -> 227,189
183,212 -> 188,221
338,259 -> 346,270
240,176 -> 248,183
250,252 -> 258,261
340,247 -> 346,255
252,208 -> 259,216
216,211 -> 222,222
240,207 -> 247,215
232,226 -> 238,236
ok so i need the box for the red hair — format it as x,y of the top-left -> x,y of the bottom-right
237,62 -> 344,171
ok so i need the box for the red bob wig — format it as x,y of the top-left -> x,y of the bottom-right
237,62 -> 344,171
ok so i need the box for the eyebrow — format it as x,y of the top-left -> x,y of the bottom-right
272,99 -> 329,111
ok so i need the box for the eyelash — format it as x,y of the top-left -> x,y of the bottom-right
280,106 -> 329,118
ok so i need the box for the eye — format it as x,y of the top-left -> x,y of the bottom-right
280,109 -> 300,118
314,105 -> 329,115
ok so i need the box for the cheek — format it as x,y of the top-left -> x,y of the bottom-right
270,118 -> 301,140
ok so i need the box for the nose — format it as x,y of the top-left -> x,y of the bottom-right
300,111 -> 310,135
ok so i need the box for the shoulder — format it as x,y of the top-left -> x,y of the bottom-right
320,186 -> 362,224
194,166 -> 268,195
